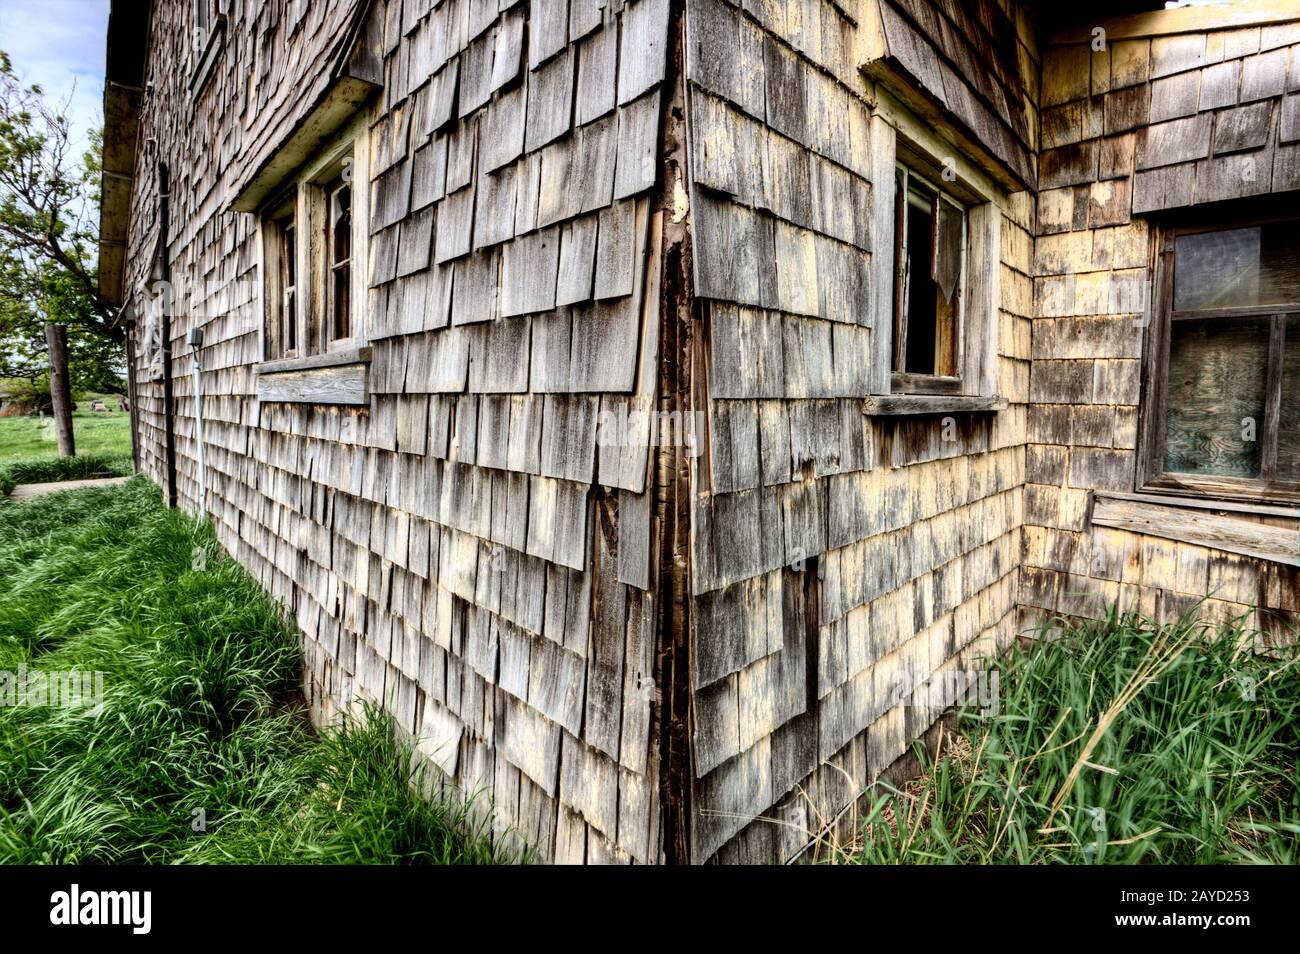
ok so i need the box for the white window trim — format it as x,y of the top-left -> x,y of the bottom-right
868,93 -> 1002,402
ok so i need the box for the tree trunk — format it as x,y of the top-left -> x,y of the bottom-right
45,323 -> 75,458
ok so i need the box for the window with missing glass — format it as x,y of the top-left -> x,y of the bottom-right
325,175 -> 352,342
892,164 -> 967,392
258,114 -> 368,361
1141,216 -> 1300,503
865,115 -> 1000,412
264,197 -> 297,360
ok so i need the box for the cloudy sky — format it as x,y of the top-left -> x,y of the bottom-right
0,0 -> 110,159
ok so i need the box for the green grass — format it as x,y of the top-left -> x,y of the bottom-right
838,610 -> 1300,864
0,393 -> 133,465
0,478 -> 510,864
0,453 -> 134,498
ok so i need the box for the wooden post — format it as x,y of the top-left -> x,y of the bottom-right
44,322 -> 75,458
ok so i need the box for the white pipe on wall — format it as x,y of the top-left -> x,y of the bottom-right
188,329 -> 207,520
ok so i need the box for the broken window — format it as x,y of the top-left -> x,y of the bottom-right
325,176 -> 352,343
892,165 -> 966,390
258,115 -> 367,360
1145,218 -> 1300,500
264,197 -> 297,360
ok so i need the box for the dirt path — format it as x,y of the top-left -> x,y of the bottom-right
8,476 -> 132,501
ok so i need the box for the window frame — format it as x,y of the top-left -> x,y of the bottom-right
867,100 -> 1002,409
891,162 -> 969,395
257,112 -> 370,365
1138,211 -> 1300,506
322,173 -> 354,346
262,192 -> 298,361
188,0 -> 227,94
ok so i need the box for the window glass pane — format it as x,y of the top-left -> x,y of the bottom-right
326,178 -> 351,342
1174,224 -> 1300,311
933,198 -> 962,303
274,216 -> 295,356
285,289 -> 296,352
332,184 -> 351,265
1280,314 -> 1300,481
933,198 -> 962,376
333,266 -> 350,340
1164,317 -> 1270,478
283,221 -> 295,287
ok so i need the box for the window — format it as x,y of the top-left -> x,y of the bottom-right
189,0 -> 226,88
865,112 -> 1001,411
892,164 -> 966,391
192,0 -> 212,42
1141,215 -> 1300,502
137,291 -> 166,382
325,176 -> 352,342
258,114 -> 368,362
264,197 -> 297,359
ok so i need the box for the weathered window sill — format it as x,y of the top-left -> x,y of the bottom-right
863,394 -> 1006,416
1089,491 -> 1300,568
1103,489 -> 1300,520
1138,471 -> 1300,509
255,347 -> 371,406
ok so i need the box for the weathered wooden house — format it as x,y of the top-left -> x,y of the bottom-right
98,0 -> 1300,863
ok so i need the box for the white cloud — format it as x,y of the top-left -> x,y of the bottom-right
0,0 -> 111,161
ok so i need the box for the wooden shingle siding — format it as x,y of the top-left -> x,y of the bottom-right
1026,15 -> 1300,648
1036,20 -> 1300,215
112,0 -> 1299,866
867,0 -> 1036,188
122,0 -> 679,864
683,0 -> 1035,862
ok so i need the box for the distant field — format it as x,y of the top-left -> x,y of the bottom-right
0,393 -> 132,465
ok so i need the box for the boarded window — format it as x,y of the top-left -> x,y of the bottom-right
892,165 -> 965,388
1146,218 -> 1300,501
1164,317 -> 1269,478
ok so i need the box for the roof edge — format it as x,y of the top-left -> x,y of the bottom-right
1049,0 -> 1300,45
97,0 -> 152,308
